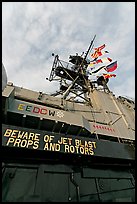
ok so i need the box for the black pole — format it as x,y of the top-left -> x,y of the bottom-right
84,35 -> 96,60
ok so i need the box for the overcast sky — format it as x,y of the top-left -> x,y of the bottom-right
2,2 -> 135,99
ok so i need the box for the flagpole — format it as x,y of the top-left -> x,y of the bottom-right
84,35 -> 96,61
79,35 -> 96,75
79,35 -> 96,101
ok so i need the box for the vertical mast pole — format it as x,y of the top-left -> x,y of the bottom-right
84,34 -> 96,61
82,35 -> 96,105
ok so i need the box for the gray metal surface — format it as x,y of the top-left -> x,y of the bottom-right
2,83 -> 135,142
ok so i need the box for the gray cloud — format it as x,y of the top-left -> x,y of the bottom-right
2,2 -> 135,99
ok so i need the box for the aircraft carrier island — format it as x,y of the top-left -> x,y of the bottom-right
2,38 -> 135,202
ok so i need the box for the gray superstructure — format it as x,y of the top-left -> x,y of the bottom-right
2,81 -> 135,143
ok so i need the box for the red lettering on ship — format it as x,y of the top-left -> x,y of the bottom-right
93,124 -> 115,132
33,107 -> 48,114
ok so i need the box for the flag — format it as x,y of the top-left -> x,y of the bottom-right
94,59 -> 102,64
91,51 -> 101,59
92,66 -> 106,74
101,50 -> 109,55
90,60 -> 101,66
89,57 -> 112,66
105,61 -> 118,72
94,44 -> 106,52
96,57 -> 112,64
102,57 -> 112,63
103,73 -> 116,79
91,50 -> 108,59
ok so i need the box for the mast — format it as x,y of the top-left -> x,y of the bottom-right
80,35 -> 96,101
84,34 -> 96,61
47,35 -> 97,106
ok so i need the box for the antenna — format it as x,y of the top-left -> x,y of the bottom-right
84,35 -> 96,60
